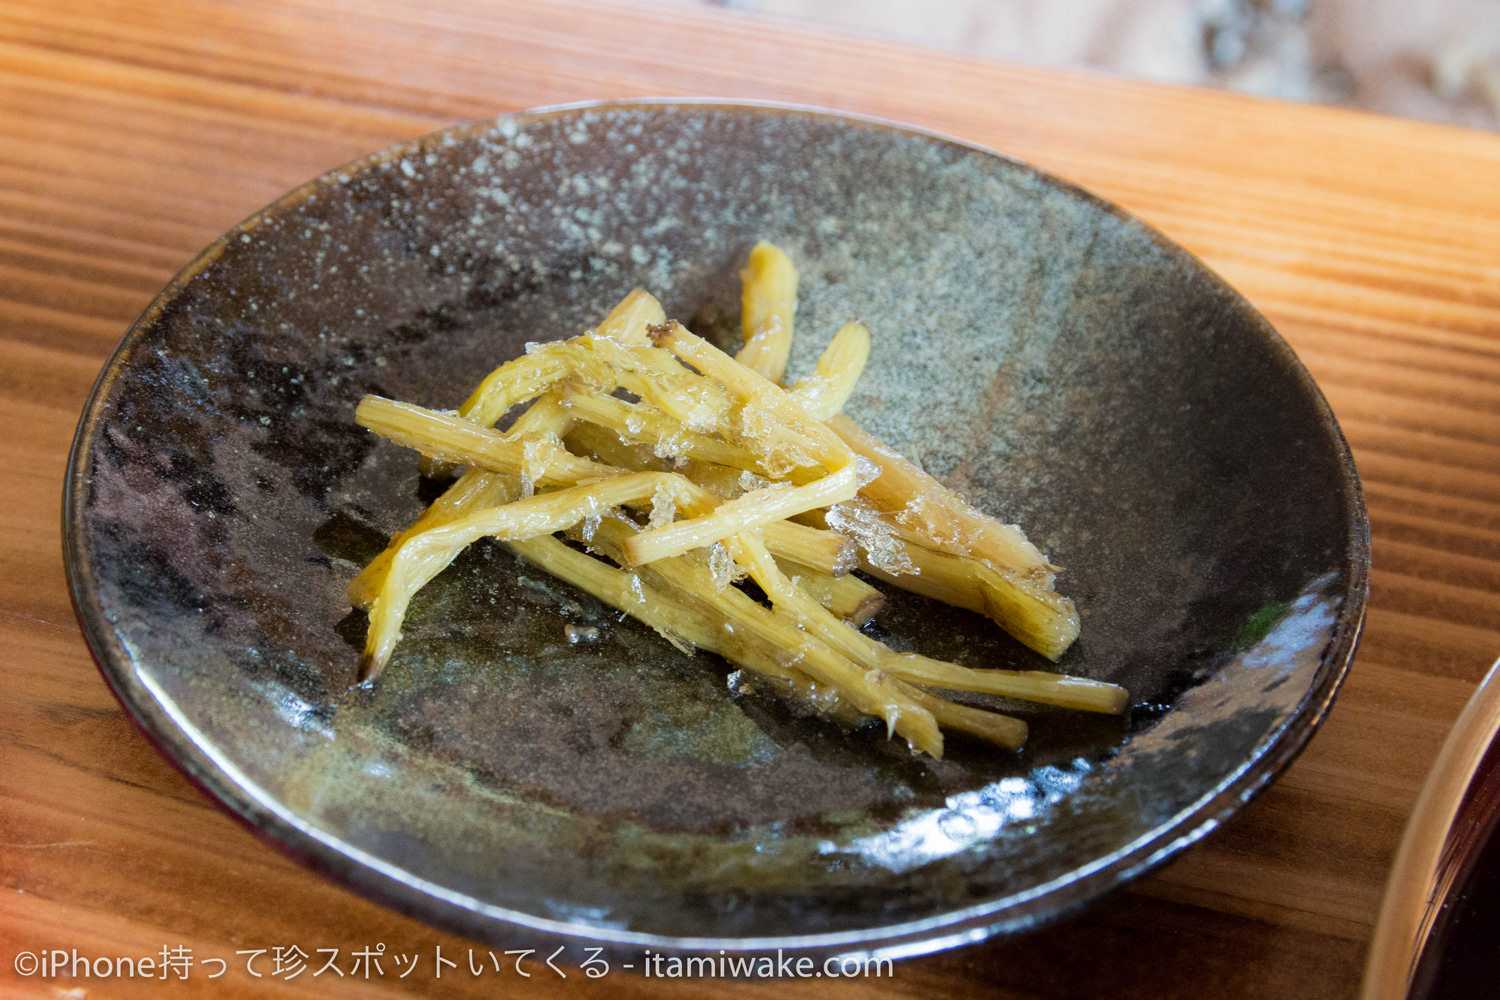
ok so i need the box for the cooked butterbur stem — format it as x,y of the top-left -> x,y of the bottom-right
734,241 -> 798,384
620,472 -> 857,566
349,393 -> 574,607
593,288 -> 669,345
459,342 -> 585,429
776,516 -> 1092,693
720,528 -> 1030,751
878,654 -> 1127,714
669,460 -> 855,573
548,515 -> 870,726
732,532 -> 1098,743
625,321 -> 861,565
826,413 -> 1057,580
497,391 -> 574,441
559,385 -> 780,476
773,558 -> 885,625
859,536 -> 1079,661
348,469 -> 511,609
680,460 -> 758,499
459,505 -> 873,728
423,325 -> 864,569
559,421 -> 852,574
652,321 -> 854,470
578,338 -> 737,434
896,682 -> 1028,751
728,532 -> 1032,733
793,501 -> 1075,661
459,290 -> 665,425
362,471 -> 709,680
585,518 -> 944,757
725,530 -> 910,676
791,321 -> 871,421
504,532 -> 719,654
759,521 -> 856,577
512,529 -> 873,731
358,395 -> 612,486
563,421 -> 670,472
360,396 -> 857,578
458,334 -> 714,435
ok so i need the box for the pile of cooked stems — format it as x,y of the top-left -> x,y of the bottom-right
349,242 -> 1127,758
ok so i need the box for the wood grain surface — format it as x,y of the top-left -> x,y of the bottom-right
3,1 -> 1499,997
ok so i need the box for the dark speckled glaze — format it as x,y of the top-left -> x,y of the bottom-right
63,101 -> 1369,958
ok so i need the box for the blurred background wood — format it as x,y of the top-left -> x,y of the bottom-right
2,0 -> 1498,996
674,0 -> 1500,131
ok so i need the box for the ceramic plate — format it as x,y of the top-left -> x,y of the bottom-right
64,101 -> 1369,958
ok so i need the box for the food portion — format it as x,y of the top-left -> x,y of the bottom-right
348,242 -> 1127,757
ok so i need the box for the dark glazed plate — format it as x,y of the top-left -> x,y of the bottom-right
63,100 -> 1369,958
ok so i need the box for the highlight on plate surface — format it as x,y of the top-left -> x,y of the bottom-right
348,242 -> 1127,758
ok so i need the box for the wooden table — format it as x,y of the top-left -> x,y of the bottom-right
3,1 -> 1498,996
